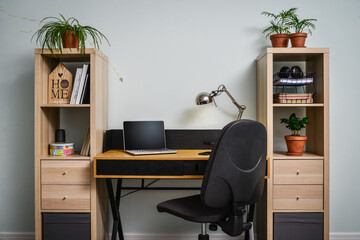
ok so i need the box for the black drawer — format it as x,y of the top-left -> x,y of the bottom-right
42,213 -> 90,240
274,213 -> 323,240
97,160 -> 184,176
96,160 -> 207,176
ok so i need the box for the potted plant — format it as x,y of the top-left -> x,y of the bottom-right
32,14 -> 110,54
261,8 -> 297,48
280,113 -> 310,156
288,12 -> 317,47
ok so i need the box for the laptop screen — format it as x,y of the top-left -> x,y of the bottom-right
123,121 -> 167,150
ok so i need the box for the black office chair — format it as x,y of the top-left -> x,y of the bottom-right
157,120 -> 267,240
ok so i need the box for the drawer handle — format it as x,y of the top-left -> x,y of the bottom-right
296,196 -> 300,200
296,170 -> 301,175
62,171 -> 67,175
63,196 -> 67,200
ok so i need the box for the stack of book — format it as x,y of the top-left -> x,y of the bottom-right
70,64 -> 90,104
273,93 -> 313,103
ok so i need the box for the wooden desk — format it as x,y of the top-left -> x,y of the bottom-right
94,149 -> 209,179
94,149 -> 210,240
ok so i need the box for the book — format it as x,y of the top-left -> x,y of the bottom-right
75,64 -> 89,104
70,68 -> 83,104
80,128 -> 90,156
82,74 -> 90,104
86,139 -> 90,156
80,74 -> 90,104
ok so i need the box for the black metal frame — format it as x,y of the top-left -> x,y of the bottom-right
106,179 -> 124,240
106,178 -> 202,240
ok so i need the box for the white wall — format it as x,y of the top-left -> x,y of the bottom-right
0,0 -> 359,235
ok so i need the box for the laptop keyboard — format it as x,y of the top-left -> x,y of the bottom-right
127,149 -> 177,155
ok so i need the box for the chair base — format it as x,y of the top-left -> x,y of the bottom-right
198,233 -> 209,240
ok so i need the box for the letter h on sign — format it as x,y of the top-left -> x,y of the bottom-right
48,63 -> 73,104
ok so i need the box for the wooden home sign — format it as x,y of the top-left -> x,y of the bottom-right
48,63 -> 73,104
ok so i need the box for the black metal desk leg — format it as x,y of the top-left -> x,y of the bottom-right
106,179 -> 124,240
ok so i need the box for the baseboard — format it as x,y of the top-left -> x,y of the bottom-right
0,233 -> 239,240
118,234 -> 242,240
0,232 -> 359,240
121,233 -> 360,240
0,233 -> 34,240
330,233 -> 360,240
117,233 -> 360,240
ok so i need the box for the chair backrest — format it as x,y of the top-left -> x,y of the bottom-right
201,120 -> 267,208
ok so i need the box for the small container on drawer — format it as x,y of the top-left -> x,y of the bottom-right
42,185 -> 90,210
41,160 -> 90,185
274,160 -> 323,184
273,185 -> 323,210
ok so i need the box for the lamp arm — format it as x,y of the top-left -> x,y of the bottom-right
220,86 -> 246,120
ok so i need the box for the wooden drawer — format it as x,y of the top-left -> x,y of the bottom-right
274,160 -> 323,184
41,160 -> 90,185
42,185 -> 90,210
274,185 -> 323,210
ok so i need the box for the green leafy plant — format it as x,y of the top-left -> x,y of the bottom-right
261,8 -> 297,38
280,113 -> 310,136
288,12 -> 317,34
32,14 -> 110,54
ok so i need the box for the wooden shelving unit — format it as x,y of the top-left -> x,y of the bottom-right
34,48 -> 108,240
256,48 -> 329,240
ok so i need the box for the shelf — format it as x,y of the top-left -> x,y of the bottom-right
273,209 -> 325,213
40,154 -> 90,160
273,152 -> 324,160
41,209 -> 91,213
273,103 -> 324,107
34,48 -> 108,62
40,104 -> 90,108
257,48 -> 329,61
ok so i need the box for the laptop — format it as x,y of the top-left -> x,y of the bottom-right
123,121 -> 177,155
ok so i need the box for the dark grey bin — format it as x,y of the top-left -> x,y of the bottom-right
42,213 -> 91,240
274,213 -> 323,240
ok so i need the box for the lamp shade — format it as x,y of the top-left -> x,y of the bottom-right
195,92 -> 213,105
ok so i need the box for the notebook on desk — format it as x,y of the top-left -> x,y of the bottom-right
123,121 -> 177,155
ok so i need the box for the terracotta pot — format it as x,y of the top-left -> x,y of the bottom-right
290,33 -> 307,48
284,135 -> 307,156
62,31 -> 79,48
270,34 -> 289,48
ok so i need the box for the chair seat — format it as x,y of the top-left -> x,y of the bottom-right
157,194 -> 229,223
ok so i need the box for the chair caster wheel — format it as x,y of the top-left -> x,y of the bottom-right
198,234 -> 209,240
209,224 -> 218,231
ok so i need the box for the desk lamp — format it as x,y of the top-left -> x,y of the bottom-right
195,84 -> 246,120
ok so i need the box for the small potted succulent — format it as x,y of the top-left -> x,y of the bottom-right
32,14 -> 110,54
280,113 -> 310,156
288,11 -> 317,47
261,8 -> 297,48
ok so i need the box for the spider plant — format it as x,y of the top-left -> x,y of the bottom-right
288,13 -> 317,34
261,8 -> 297,38
32,14 -> 110,54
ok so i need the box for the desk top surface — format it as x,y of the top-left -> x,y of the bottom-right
95,149 -> 210,161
